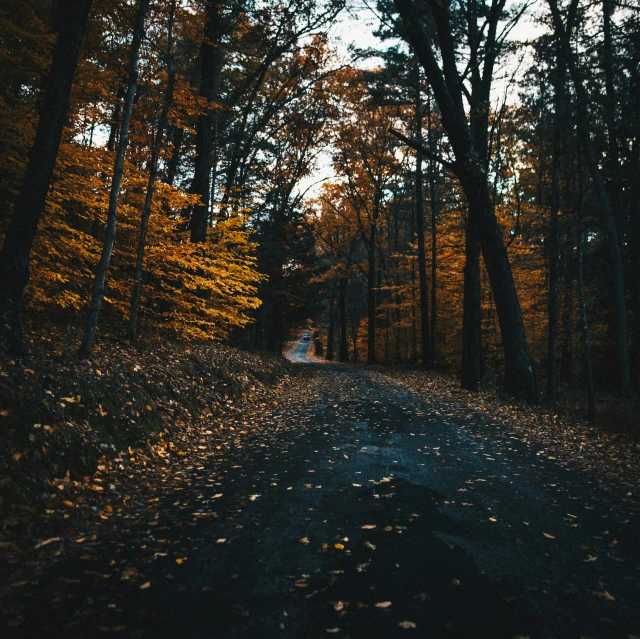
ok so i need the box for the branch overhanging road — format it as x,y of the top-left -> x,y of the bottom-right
4,338 -> 640,638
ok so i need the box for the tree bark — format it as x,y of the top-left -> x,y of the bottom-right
462,216 -> 481,390
127,0 -> 176,342
429,156 -> 438,367
367,222 -> 378,364
190,0 -> 222,242
79,0 -> 149,358
326,292 -> 335,361
338,276 -> 348,362
0,0 -> 93,355
546,40 -> 567,402
414,69 -> 431,369
577,179 -> 596,419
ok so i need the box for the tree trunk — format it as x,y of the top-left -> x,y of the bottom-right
414,73 -> 431,369
560,279 -> 575,386
367,224 -> 377,364
429,162 -> 438,366
79,0 -> 149,359
127,0 -> 176,342
602,0 -> 620,204
326,293 -> 335,361
462,165 -> 537,400
462,216 -> 481,390
338,276 -> 348,362
577,187 -> 596,419
0,0 -> 93,355
546,43 -> 567,402
190,0 -> 222,242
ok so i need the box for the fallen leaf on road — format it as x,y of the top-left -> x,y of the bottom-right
34,537 -> 61,550
375,601 -> 392,608
300,537 -> 310,544
139,581 -> 150,590
542,532 -> 555,539
361,525 -> 376,530
398,621 -> 417,629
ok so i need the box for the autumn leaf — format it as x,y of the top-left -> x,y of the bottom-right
375,601 -> 392,608
398,621 -> 417,629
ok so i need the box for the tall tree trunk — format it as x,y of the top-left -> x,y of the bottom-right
127,0 -> 176,342
367,223 -> 378,364
414,72 -> 431,369
461,165 -> 536,399
548,0 -> 630,394
338,276 -> 348,362
350,311 -> 359,363
462,217 -> 481,390
79,0 -> 149,359
190,0 -> 222,242
429,161 -> 438,366
577,177 -> 596,419
560,279 -> 575,386
326,292 -> 335,361
0,0 -> 93,355
546,43 -> 567,402
602,0 -> 620,204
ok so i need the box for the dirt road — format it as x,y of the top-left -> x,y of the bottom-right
4,339 -> 639,638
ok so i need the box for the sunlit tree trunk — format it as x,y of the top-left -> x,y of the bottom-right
0,0 -> 93,355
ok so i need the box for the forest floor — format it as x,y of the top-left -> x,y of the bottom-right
1,335 -> 640,638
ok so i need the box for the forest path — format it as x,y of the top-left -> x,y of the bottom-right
4,339 -> 640,638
